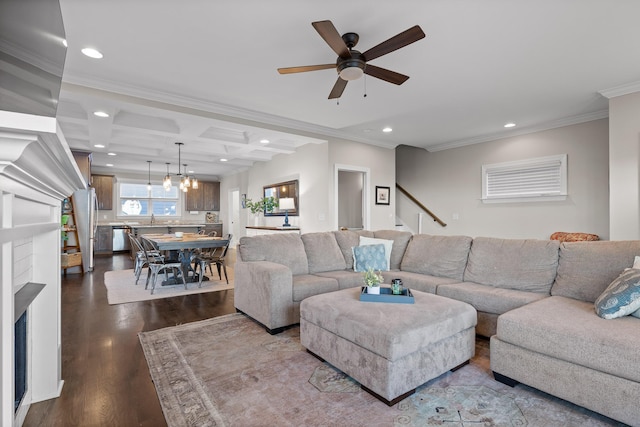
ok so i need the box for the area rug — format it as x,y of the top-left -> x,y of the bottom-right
104,268 -> 233,304
139,313 -> 626,427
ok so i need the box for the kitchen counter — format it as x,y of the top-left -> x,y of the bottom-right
127,223 -> 223,237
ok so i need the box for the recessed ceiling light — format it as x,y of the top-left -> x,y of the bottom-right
188,170 -> 194,174
106,163 -> 114,167
382,127 -> 393,133
62,39 -> 68,48
220,158 -> 228,162
107,152 -> 116,156
94,144 -> 105,148
93,111 -> 109,118
81,47 -> 103,59
504,123 -> 516,128
260,139 -> 270,144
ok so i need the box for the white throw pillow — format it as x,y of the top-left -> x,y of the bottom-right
633,255 -> 640,269
359,236 -> 393,271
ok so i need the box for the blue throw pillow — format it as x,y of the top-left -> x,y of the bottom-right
352,244 -> 387,272
594,269 -> 640,319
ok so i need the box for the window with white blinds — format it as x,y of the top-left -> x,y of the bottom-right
481,154 -> 567,203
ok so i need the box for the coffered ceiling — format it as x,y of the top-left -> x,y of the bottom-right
52,0 -> 640,179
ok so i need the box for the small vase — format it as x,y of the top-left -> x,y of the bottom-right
253,215 -> 262,226
367,286 -> 380,295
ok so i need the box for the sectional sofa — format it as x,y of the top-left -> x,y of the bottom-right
234,230 -> 640,426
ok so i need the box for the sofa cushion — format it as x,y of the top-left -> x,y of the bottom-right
464,237 -> 559,293
380,270 -> 459,295
496,296 -> 640,383
352,244 -> 387,272
292,274 -> 339,302
437,282 -> 548,315
301,232 -> 346,274
359,236 -> 393,270
333,230 -> 375,270
238,233 -> 309,275
552,240 -> 640,303
373,230 -> 413,270
401,234 -> 472,281
315,270 -> 363,290
594,269 -> 640,319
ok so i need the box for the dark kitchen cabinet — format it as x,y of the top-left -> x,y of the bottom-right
185,181 -> 220,211
92,175 -> 113,210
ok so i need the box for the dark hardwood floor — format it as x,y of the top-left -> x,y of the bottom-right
24,254 -> 236,427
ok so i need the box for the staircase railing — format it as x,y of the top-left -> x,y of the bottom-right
396,183 -> 447,227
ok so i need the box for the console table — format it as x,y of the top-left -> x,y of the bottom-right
246,226 -> 301,236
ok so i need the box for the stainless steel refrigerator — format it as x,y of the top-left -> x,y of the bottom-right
73,188 -> 98,272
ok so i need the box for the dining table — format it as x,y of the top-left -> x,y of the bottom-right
140,233 -> 229,285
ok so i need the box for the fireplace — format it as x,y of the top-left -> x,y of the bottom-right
15,312 -> 27,412
13,282 -> 46,421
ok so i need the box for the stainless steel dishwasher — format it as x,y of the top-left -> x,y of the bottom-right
112,226 -> 132,252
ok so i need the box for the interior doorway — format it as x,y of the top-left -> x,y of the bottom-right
228,189 -> 240,246
338,170 -> 364,229
334,164 -> 370,230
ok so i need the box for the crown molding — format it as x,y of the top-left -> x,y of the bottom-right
598,80 -> 640,99
61,74 -> 397,149
427,110 -> 609,152
0,113 -> 87,200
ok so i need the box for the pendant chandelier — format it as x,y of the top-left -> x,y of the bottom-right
163,142 -> 199,193
146,160 -> 152,191
163,162 -> 172,191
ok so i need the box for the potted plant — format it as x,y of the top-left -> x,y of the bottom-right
363,267 -> 383,295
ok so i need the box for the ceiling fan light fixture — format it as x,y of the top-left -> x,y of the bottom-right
339,66 -> 364,81
337,53 -> 366,81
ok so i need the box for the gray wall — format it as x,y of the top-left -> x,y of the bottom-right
396,119 -> 610,240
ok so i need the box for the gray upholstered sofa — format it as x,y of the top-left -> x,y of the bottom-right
234,230 -> 640,425
234,230 -> 561,337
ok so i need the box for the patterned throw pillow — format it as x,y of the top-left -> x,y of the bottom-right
352,244 -> 387,272
359,236 -> 393,270
594,269 -> 640,319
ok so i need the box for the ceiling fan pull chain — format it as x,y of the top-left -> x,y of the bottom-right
364,74 -> 367,98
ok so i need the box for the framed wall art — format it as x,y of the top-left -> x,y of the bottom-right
375,186 -> 390,205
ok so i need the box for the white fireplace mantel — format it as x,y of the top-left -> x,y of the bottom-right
0,110 -> 86,427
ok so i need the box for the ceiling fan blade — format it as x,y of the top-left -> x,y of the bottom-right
328,77 -> 348,99
312,20 -> 351,59
278,64 -> 335,74
364,64 -> 410,85
362,25 -> 425,62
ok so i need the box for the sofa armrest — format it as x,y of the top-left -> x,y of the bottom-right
234,260 -> 295,331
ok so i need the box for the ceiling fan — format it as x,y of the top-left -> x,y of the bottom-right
277,20 -> 425,99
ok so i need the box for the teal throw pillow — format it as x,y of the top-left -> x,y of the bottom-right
594,269 -> 640,319
352,244 -> 387,273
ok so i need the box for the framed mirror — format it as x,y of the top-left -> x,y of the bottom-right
263,180 -> 299,216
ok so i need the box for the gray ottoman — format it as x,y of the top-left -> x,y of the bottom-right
300,287 -> 477,405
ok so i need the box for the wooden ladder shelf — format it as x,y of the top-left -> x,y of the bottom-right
61,195 -> 84,274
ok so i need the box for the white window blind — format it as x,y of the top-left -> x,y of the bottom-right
481,154 -> 567,203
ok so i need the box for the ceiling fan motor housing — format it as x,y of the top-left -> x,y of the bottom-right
337,50 -> 365,80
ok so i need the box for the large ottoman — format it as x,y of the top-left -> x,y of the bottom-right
300,287 -> 477,405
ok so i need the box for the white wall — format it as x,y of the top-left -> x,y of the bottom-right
221,138 -> 395,235
609,92 -> 640,240
396,119 -> 610,239
329,139 -> 396,230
